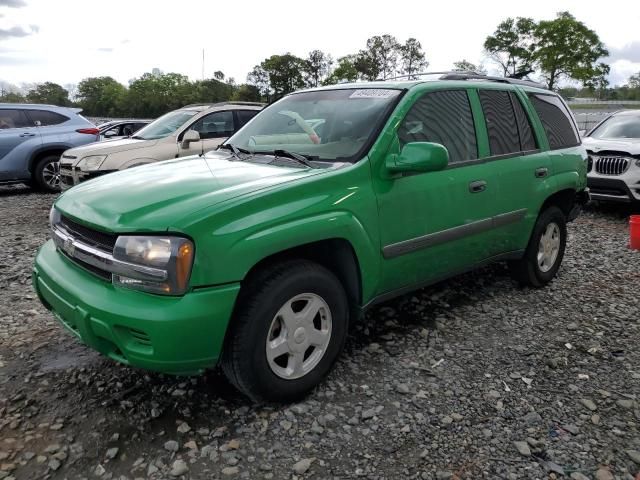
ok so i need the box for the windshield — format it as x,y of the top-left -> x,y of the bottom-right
589,114 -> 640,139
133,110 -> 198,140
226,88 -> 402,162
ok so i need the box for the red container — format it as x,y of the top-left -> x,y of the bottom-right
631,215 -> 640,250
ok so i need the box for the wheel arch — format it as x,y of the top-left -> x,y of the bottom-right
540,188 -> 576,217
28,145 -> 72,172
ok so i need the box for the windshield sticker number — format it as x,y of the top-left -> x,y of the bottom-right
349,89 -> 397,99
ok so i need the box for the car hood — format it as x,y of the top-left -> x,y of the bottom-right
582,137 -> 640,155
55,152 -> 324,232
62,138 -> 158,163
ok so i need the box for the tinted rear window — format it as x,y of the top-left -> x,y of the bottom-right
479,90 -> 520,156
27,110 -> 69,126
528,93 -> 579,149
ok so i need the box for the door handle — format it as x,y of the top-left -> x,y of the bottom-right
469,180 -> 487,193
19,132 -> 36,137
535,167 -> 548,178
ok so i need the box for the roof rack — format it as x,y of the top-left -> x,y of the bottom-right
182,101 -> 265,108
383,71 -> 546,89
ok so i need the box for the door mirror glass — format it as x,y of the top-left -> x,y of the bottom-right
181,129 -> 201,148
387,142 -> 449,174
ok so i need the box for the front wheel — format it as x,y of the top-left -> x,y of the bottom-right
221,260 -> 348,403
509,206 -> 567,287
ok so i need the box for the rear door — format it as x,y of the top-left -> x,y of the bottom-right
178,110 -> 235,156
475,88 -> 553,253
0,108 -> 41,181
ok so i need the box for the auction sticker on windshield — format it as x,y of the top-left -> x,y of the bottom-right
349,89 -> 398,99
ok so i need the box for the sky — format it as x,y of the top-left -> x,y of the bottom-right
0,0 -> 639,91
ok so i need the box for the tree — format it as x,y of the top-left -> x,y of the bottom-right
484,17 -> 536,77
0,91 -> 25,103
360,34 -> 400,80
452,60 -> 487,74
232,84 -> 261,102
247,65 -> 270,100
324,55 -> 358,85
25,82 -> 70,106
304,50 -> 333,87
189,78 -> 234,105
626,71 -> 640,89
77,77 -> 127,116
213,71 -> 225,81
533,12 -> 609,90
399,38 -> 428,79
261,54 -> 306,99
126,72 -> 192,117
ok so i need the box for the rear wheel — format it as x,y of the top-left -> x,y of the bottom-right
32,155 -> 61,192
221,260 -> 348,403
509,206 -> 567,287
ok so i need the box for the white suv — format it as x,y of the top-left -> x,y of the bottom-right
60,102 -> 263,188
583,110 -> 640,207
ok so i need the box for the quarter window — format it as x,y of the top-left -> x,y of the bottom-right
237,110 -> 259,128
528,93 -> 579,149
0,109 -> 32,129
27,110 -> 69,126
398,90 -> 478,163
510,93 -> 537,151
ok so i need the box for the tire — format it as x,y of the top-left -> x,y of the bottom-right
222,260 -> 349,403
32,155 -> 61,192
509,206 -> 567,288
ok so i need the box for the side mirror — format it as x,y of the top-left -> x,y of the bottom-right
181,130 -> 201,148
386,142 -> 449,174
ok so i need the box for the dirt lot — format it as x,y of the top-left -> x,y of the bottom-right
0,185 -> 639,480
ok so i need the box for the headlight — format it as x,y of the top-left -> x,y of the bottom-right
49,206 -> 61,228
77,155 -> 107,171
112,236 -> 194,295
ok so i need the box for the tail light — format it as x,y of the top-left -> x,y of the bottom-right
76,128 -> 100,135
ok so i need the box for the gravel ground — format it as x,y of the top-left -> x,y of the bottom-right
0,184 -> 639,480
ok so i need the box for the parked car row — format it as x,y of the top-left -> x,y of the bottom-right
34,73 -> 592,402
0,102 -> 263,192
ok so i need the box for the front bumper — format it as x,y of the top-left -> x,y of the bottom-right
60,165 -> 112,190
33,240 -> 240,375
587,176 -> 640,204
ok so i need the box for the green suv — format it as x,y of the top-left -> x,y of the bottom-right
33,74 -> 589,402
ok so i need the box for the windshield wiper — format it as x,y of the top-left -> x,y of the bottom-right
218,143 -> 252,161
271,149 -> 317,168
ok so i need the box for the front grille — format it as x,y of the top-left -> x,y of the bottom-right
60,215 -> 117,252
594,156 -> 630,176
60,249 -> 112,281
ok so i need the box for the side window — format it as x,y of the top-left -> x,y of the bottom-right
236,110 -> 258,128
191,111 -> 235,139
528,93 -> 579,149
27,110 -> 68,126
478,90 -> 520,156
398,90 -> 478,163
0,109 -> 32,129
510,92 -> 537,151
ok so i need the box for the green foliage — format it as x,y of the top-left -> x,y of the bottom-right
399,38 -> 428,79
232,84 -> 261,102
247,65 -> 270,101
324,56 -> 358,85
262,54 -> 307,99
484,17 -> 536,77
355,35 -> 400,80
25,82 -> 70,106
534,12 -> 609,90
0,91 -> 25,103
77,77 -> 127,116
303,50 -> 333,87
453,60 -> 486,74
629,72 -> 640,89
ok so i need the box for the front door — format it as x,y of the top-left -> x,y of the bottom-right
0,108 -> 41,181
373,89 -> 504,294
178,110 -> 235,157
